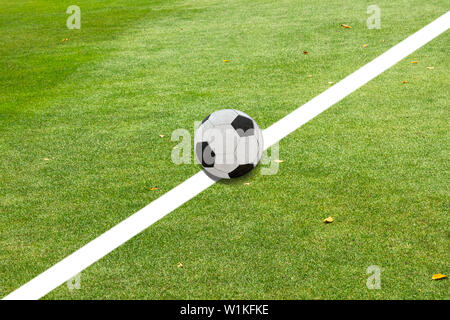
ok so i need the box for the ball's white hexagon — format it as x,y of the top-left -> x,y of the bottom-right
209,109 -> 238,126
213,151 -> 236,165
195,109 -> 264,179
236,135 -> 259,165
202,124 -> 240,155
203,166 -> 229,179
233,109 -> 252,118
214,162 -> 239,174
254,121 -> 264,161
194,119 -> 214,146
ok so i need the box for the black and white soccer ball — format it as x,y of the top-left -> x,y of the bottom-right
194,109 -> 263,179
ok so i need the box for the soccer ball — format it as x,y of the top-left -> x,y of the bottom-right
194,109 -> 263,179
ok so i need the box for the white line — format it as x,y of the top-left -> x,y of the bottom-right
3,11 -> 449,300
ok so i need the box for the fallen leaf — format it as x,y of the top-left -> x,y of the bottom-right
362,44 -> 368,48
243,182 -> 251,186
61,38 -> 69,42
402,80 -> 408,84
341,24 -> 352,29
303,51 -> 309,55
432,274 -> 447,280
43,157 -> 50,161
307,74 -> 312,78
381,40 -> 385,43
323,216 -> 334,223
150,187 -> 158,191
426,66 -> 434,70
159,134 -> 165,138
411,61 -> 419,64
177,262 -> 183,268
328,81 -> 334,84
274,159 -> 284,163
223,59 -> 230,63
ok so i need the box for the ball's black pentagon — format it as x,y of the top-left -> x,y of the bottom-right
231,115 -> 254,137
201,114 -> 211,124
196,142 -> 215,168
228,163 -> 254,178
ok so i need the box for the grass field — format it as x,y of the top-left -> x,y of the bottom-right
0,0 -> 448,299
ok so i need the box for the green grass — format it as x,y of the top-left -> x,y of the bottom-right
0,0 -> 448,299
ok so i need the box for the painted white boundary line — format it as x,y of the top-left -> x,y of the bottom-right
3,11 -> 449,300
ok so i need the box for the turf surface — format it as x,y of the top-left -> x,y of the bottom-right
0,0 -> 448,299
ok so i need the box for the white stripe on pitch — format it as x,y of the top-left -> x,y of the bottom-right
3,11 -> 449,300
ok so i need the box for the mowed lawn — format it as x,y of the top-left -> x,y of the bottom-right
0,0 -> 448,299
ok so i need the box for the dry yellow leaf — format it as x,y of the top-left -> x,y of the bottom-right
362,44 -> 368,48
274,159 -> 284,163
159,134 -> 165,138
323,217 -> 334,223
43,158 -> 50,161
432,274 -> 447,280
177,262 -> 183,268
402,80 -> 408,84
223,59 -> 230,62
243,182 -> 251,186
150,187 -> 158,191
427,66 -> 435,70
328,81 -> 334,84
61,38 -> 69,42
341,24 -> 352,29
410,61 -> 419,64
307,74 -> 313,78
